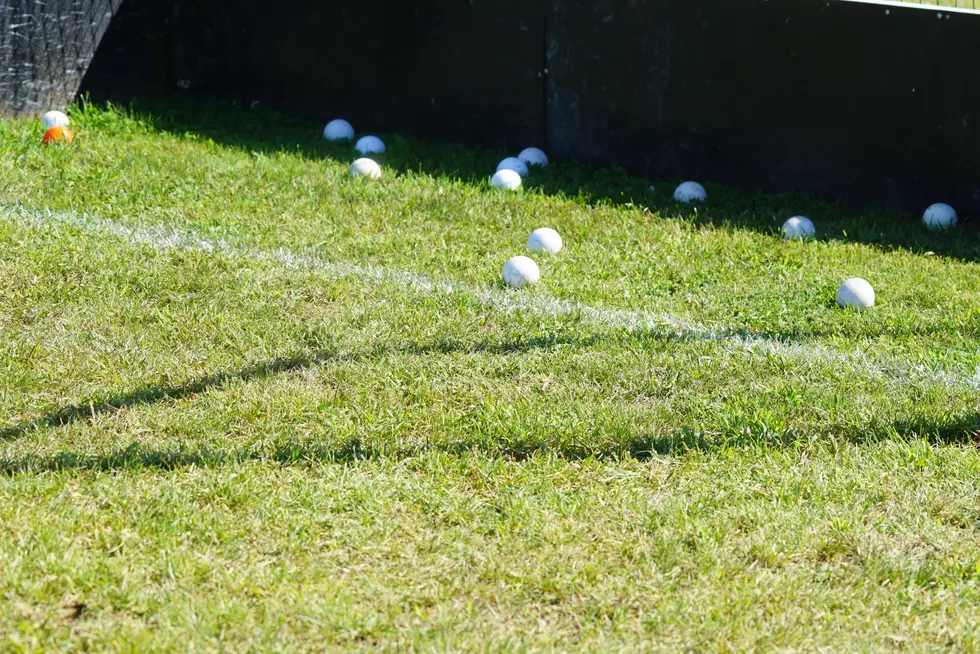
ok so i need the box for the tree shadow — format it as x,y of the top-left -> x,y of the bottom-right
7,314 -> 953,445
94,96 -> 980,262
0,332 -> 602,442
0,349 -> 341,442
2,414 -> 977,476
2,320 -> 978,475
2,292 -> 975,451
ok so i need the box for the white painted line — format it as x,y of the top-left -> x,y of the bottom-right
6,206 -> 980,393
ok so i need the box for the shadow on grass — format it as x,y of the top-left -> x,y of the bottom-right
4,313 -> 979,439
1,417 -> 977,476
0,332 -> 602,442
2,324 -> 978,474
107,96 -> 980,262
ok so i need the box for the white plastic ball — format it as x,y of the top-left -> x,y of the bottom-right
836,278 -> 875,310
496,157 -> 529,178
781,216 -> 816,240
41,110 -> 69,130
349,158 -> 382,179
355,135 -> 386,155
518,147 -> 549,168
323,119 -> 354,142
673,181 -> 707,203
527,228 -> 563,255
502,256 -> 540,288
922,203 -> 958,230
490,169 -> 522,191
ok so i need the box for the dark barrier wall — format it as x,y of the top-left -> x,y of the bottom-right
84,0 -> 546,151
547,0 -> 980,213
75,0 -> 173,103
0,0 -> 121,116
74,0 -> 980,214
228,0 -> 546,149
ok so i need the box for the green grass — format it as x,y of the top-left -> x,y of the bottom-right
0,99 -> 978,651
892,0 -> 977,9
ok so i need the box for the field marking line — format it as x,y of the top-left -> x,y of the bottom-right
5,205 -> 980,393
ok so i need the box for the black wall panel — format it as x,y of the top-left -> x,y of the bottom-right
163,0 -> 547,150
19,0 -> 980,214
547,0 -> 980,212
78,0 -> 173,103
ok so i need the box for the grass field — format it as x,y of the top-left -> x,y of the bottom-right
895,0 -> 977,8
1,100 -> 978,651
890,0 -> 976,9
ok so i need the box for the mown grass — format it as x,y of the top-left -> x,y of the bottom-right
0,100 -> 978,651
892,0 -> 976,9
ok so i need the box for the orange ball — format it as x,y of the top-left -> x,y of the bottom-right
42,126 -> 74,144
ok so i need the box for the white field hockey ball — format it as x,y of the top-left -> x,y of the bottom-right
518,147 -> 549,168
491,169 -> 522,191
355,135 -> 386,155
324,119 -> 355,141
496,157 -> 529,178
350,158 -> 382,179
502,256 -> 540,288
922,203 -> 957,230
527,227 -> 563,254
781,216 -> 816,240
836,278 -> 875,310
673,181 -> 707,203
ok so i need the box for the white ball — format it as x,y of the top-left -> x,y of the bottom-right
496,157 -> 529,178
923,203 -> 958,230
349,158 -> 382,179
781,216 -> 816,240
836,278 -> 875,310
673,181 -> 707,203
490,169 -> 522,191
323,119 -> 354,141
355,135 -> 386,155
502,256 -> 540,288
41,110 -> 69,130
527,228 -> 563,255
518,147 -> 549,168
